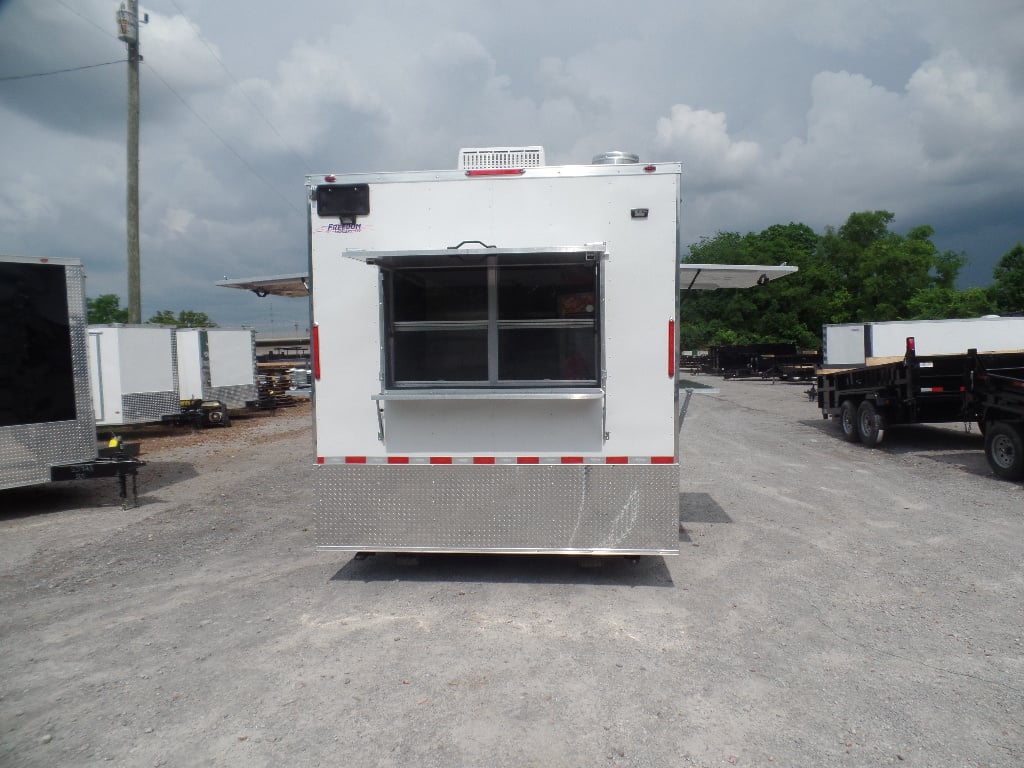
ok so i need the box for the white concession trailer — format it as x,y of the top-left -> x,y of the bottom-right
294,147 -> 795,555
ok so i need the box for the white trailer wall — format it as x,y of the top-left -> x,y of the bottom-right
824,317 -> 1024,366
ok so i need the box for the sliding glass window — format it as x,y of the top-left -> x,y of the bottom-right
384,254 -> 600,387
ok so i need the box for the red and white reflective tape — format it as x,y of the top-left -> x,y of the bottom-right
918,386 -> 965,393
317,455 -> 676,466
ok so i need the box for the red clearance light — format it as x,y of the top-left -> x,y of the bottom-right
466,168 -> 525,177
906,336 -> 916,353
644,165 -> 656,172
324,174 -> 336,182
312,323 -> 322,380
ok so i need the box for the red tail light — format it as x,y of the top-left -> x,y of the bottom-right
906,336 -> 916,353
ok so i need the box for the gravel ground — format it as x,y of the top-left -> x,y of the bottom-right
1,382 -> 1021,767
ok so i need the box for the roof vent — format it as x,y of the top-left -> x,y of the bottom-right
458,146 -> 545,170
592,151 -> 639,165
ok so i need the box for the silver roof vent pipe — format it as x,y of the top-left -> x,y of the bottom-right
591,151 -> 639,165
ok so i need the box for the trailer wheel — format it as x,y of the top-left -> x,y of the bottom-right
856,400 -> 887,447
984,422 -> 1024,480
839,400 -> 859,442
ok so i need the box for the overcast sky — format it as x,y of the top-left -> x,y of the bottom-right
1,0 -> 1022,332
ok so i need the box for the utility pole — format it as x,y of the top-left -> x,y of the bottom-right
117,2 -> 143,323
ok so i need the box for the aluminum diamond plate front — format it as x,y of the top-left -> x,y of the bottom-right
315,464 -> 679,554
121,391 -> 180,424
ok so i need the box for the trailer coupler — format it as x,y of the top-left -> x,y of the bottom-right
50,441 -> 145,509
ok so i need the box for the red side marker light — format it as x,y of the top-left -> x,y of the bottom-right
324,174 -> 336,182
668,319 -> 676,377
644,165 -> 656,172
312,324 -> 321,380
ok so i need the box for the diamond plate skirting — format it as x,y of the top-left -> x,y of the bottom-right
121,391 -> 180,424
206,383 -> 256,409
315,464 -> 680,554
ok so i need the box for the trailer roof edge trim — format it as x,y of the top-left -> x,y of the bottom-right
306,162 -> 682,186
679,264 -> 798,290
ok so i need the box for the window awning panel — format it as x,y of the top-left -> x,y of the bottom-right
216,273 -> 310,298
679,264 -> 798,290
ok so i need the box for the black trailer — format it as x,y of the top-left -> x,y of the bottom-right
817,343 -> 973,447
1,255 -> 143,506
704,343 -> 799,379
964,349 -> 1024,480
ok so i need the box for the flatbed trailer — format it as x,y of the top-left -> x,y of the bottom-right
964,349 -> 1024,480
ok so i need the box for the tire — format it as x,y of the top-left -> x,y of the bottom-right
984,422 -> 1024,481
839,400 -> 859,442
856,400 -> 887,447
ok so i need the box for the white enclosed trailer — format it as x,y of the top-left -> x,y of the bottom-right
299,147 -> 795,555
823,317 -> 1024,367
0,255 -> 142,495
175,328 -> 258,410
87,325 -> 179,427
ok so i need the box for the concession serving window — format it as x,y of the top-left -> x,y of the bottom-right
352,247 -> 605,390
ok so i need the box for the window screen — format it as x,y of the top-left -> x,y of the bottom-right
384,255 -> 600,387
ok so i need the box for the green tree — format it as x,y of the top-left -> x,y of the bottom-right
680,223 -> 820,349
816,213 -> 961,323
147,309 -> 218,328
679,211 -> 978,349
907,286 -> 995,319
87,294 -> 130,324
989,243 -> 1024,313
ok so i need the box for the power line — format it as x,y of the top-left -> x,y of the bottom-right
0,59 -> 126,82
166,0 -> 315,171
51,0 -> 119,40
143,62 -> 304,216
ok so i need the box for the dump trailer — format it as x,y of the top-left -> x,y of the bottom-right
293,146 -> 796,556
0,255 -> 142,501
964,349 -> 1024,480
88,325 -> 180,427
817,338 -> 1024,450
823,317 -> 1024,367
